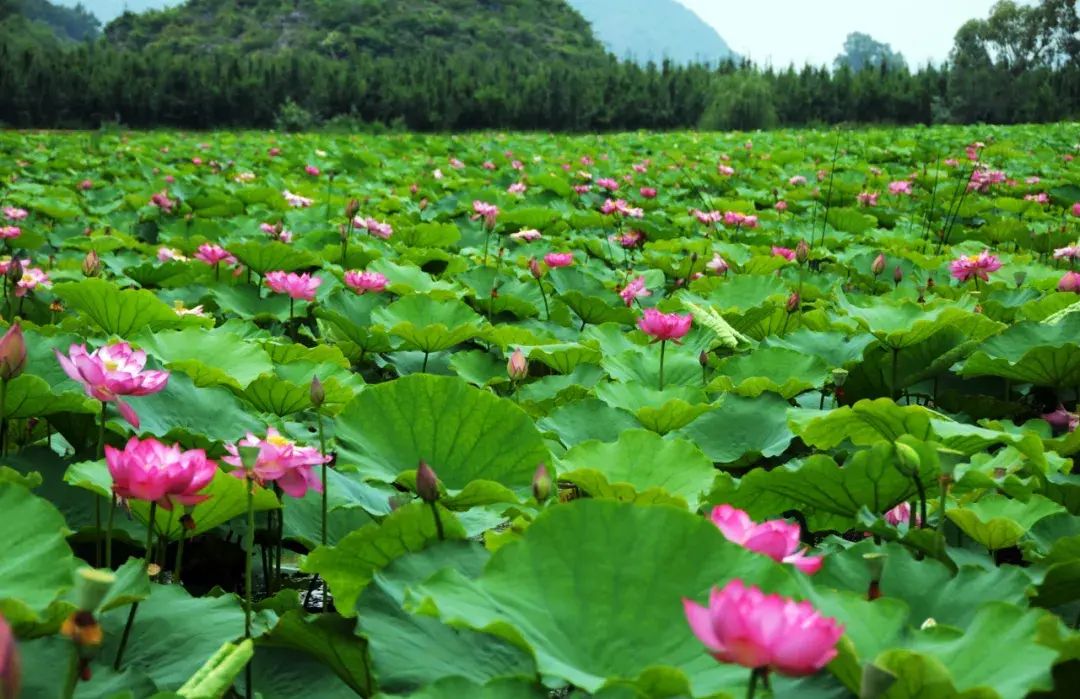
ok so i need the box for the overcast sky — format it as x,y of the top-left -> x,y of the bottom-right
679,0 -> 1012,67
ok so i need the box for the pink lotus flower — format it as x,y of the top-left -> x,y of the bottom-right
888,181 -> 913,195
1059,271 -> 1080,293
265,271 -> 321,301
1026,176 -> 1041,185
149,190 -> 175,212
106,436 -> 216,510
510,229 -> 542,243
261,223 -> 293,243
619,276 -> 651,306
683,579 -> 843,676
611,230 -> 644,248
14,267 -> 50,296
482,160 -> 496,170
1054,245 -> 1080,260
544,252 -> 574,268
601,199 -> 644,218
1043,405 -> 1079,433
157,247 -> 187,262
224,428 -> 328,498
718,164 -> 735,176
268,147 -> 281,157
884,502 -> 920,527
354,217 -> 393,239
0,226 -> 19,239
511,160 -> 524,171
775,200 -> 788,212
637,308 -> 692,342
857,191 -> 879,207
507,182 -> 527,195
1024,192 -> 1050,204
573,184 -> 592,195
710,505 -> 822,574
596,177 -> 620,191
195,244 -> 236,267
55,343 -> 169,428
344,270 -> 388,294
788,175 -> 807,186
772,246 -> 796,261
706,253 -> 729,274
472,201 -> 499,228
305,165 -> 320,176
283,190 -> 313,208
722,211 -> 745,226
449,157 -> 465,170
79,179 -> 94,190
639,186 -> 657,199
693,209 -> 723,225
949,251 -> 1002,282
0,258 -> 25,277
0,612 -> 20,699
3,207 -> 27,221
1072,203 -> 1080,217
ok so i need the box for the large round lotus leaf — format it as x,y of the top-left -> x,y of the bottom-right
336,374 -> 550,489
558,430 -> 716,509
960,315 -> 1080,386
0,484 -> 77,626
356,541 -> 535,693
712,346 -> 830,398
372,294 -> 485,353
676,394 -> 793,464
947,494 -> 1065,551
411,499 -> 794,697
836,293 -> 998,349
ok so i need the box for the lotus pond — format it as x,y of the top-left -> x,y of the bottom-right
1,125 -> 1080,699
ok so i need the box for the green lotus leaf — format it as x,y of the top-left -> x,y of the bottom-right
54,278 -> 210,337
960,315 -> 1080,386
302,501 -> 466,617
947,494 -> 1065,551
356,542 -> 535,694
535,398 -> 641,448
376,677 -> 548,699
0,373 -> 97,417
594,382 -> 710,434
558,430 -> 716,509
317,291 -> 394,354
396,222 -> 460,248
335,374 -> 549,490
132,372 -> 264,447
788,398 -> 935,449
522,342 -> 601,374
676,394 -> 794,465
837,293 -> 998,349
260,611 -> 372,695
136,327 -> 274,389
373,294 -> 486,353
208,284 -> 292,322
410,500 -> 794,697
763,328 -> 875,369
712,347 -> 829,398
231,241 -> 319,274
0,484 -> 77,626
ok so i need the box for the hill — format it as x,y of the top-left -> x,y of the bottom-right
0,0 -> 99,45
56,0 -> 171,22
566,0 -> 735,64
102,0 -> 607,61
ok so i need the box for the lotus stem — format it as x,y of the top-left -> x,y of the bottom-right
97,400 -> 107,568
658,340 -> 667,392
429,501 -> 445,541
318,412 -> 329,609
534,276 -> 550,320
174,518 -> 187,584
937,476 -> 951,533
422,351 -> 430,373
0,377 -> 6,457
114,501 -> 157,670
244,472 -> 255,699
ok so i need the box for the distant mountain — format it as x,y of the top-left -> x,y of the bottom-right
100,0 -> 608,62
0,0 -> 100,45
566,0 -> 735,64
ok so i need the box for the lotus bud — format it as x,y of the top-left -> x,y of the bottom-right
699,351 -> 709,368
528,257 -> 543,279
0,612 -> 19,699
61,610 -> 103,653
831,368 -> 849,388
416,460 -> 439,503
894,442 -> 921,474
82,250 -> 100,278
310,376 -> 325,409
0,324 -> 26,381
507,349 -> 528,381
345,198 -> 360,219
73,568 -> 116,614
785,291 -> 800,313
920,617 -> 937,630
5,258 -> 22,287
871,254 -> 885,276
339,223 -> 348,242
893,265 -> 903,285
532,463 -> 553,503
180,513 -> 195,531
795,239 -> 809,264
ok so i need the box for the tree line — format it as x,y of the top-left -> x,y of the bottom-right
0,0 -> 1076,131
